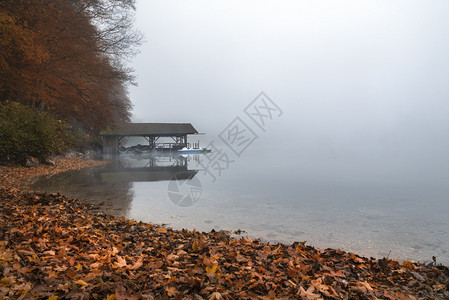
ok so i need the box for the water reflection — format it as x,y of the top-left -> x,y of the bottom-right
28,152 -> 449,265
30,153 -> 200,216
106,153 -> 199,182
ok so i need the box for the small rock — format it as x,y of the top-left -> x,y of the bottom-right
42,159 -> 56,166
411,271 -> 425,282
24,156 -> 39,167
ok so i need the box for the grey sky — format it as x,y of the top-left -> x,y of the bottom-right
128,0 -> 449,180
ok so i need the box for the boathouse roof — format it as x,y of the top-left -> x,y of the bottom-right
100,123 -> 198,136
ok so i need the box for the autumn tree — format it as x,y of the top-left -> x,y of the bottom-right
0,0 -> 141,132
0,10 -> 49,103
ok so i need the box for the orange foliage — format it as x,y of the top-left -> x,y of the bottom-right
0,0 -> 140,131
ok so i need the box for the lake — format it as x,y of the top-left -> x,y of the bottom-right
29,139 -> 449,266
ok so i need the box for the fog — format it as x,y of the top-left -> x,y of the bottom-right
128,0 -> 449,184
21,1 -> 449,264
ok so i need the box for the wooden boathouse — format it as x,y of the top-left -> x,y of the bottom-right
100,123 -> 199,154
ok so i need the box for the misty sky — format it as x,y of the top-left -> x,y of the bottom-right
128,0 -> 449,181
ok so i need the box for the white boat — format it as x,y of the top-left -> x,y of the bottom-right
178,147 -> 211,154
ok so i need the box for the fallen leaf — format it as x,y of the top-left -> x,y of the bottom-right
57,248 -> 66,259
67,269 -> 76,278
158,227 -> 167,234
114,256 -> 127,268
403,261 -> 415,270
129,257 -> 143,270
433,284 -> 445,291
54,265 -> 68,272
206,264 -> 218,274
208,291 -> 223,300
192,240 -> 199,252
165,286 -> 178,297
299,286 -> 321,300
0,276 -> 15,286
75,279 -> 88,287
359,281 -> 373,292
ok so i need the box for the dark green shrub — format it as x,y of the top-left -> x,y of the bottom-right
0,101 -> 72,164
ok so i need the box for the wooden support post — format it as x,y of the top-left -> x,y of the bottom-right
148,136 -> 155,149
102,135 -> 119,154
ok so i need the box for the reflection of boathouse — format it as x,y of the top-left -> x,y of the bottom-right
30,153 -> 200,215
100,154 -> 198,182
100,123 -> 199,154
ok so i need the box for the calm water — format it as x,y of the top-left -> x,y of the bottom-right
30,146 -> 449,265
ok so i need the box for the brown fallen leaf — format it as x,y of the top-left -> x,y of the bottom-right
129,257 -> 143,270
67,269 -> 76,278
403,261 -> 415,270
208,292 -> 223,300
114,256 -> 127,268
358,281 -> 373,292
192,240 -> 199,252
157,227 -> 168,234
299,286 -> 322,300
165,286 -> 179,297
433,284 -> 446,291
56,248 -> 66,259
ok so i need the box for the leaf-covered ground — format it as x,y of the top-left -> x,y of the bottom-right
1,187 -> 448,299
1,159 -> 449,299
0,157 -> 106,189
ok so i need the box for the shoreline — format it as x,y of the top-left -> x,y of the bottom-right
1,160 -> 448,298
0,156 -> 107,189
